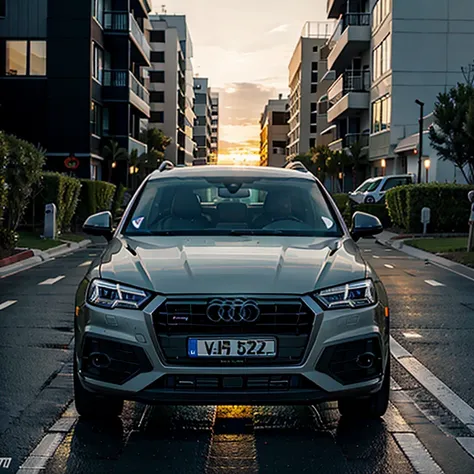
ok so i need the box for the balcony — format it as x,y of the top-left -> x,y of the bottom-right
129,136 -> 148,156
329,133 -> 369,152
327,0 -> 346,18
104,12 -> 151,66
327,13 -> 370,72
327,70 -> 370,122
103,69 -> 150,118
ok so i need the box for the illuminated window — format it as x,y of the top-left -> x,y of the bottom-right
6,41 -> 27,76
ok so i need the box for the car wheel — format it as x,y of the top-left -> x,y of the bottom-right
338,361 -> 390,419
364,195 -> 376,204
73,358 -> 124,419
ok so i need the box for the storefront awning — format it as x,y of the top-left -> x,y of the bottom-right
394,134 -> 419,154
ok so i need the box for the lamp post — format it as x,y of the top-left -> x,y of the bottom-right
415,99 -> 425,184
381,158 -> 387,176
424,159 -> 431,183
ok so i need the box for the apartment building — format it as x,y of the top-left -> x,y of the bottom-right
193,77 -> 212,161
210,92 -> 219,164
0,0 -> 151,182
148,14 -> 196,165
325,0 -> 474,181
287,22 -> 334,160
260,95 -> 289,167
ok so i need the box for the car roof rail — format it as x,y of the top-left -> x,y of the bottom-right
158,160 -> 175,172
284,161 -> 308,173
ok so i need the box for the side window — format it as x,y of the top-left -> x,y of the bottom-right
382,178 -> 403,191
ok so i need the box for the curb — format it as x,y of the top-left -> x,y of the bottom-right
0,249 -> 34,268
0,239 -> 91,278
375,235 -> 474,282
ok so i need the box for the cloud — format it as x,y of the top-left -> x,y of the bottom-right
268,24 -> 289,34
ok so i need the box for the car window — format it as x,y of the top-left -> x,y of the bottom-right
354,180 -> 374,192
366,178 -> 383,192
123,177 -> 343,237
382,177 -> 409,191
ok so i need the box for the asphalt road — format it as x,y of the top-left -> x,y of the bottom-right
1,237 -> 474,473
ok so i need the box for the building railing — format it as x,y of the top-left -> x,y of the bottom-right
103,12 -> 151,59
344,132 -> 369,148
103,69 -> 150,104
301,21 -> 335,39
328,12 -> 370,44
343,70 -> 370,92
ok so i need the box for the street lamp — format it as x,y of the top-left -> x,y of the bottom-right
381,158 -> 387,176
424,158 -> 431,183
112,161 -> 117,169
415,99 -> 425,184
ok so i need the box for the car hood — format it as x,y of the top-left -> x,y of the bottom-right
99,236 -> 367,295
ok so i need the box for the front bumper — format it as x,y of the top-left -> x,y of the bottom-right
75,295 -> 389,405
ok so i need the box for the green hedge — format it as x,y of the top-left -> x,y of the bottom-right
77,179 -> 116,222
332,194 -> 349,214
111,184 -> 126,219
0,132 -> 8,223
35,173 -> 82,232
343,201 -> 391,228
386,183 -> 474,233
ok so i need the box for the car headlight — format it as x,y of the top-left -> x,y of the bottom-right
87,279 -> 152,309
315,279 -> 376,310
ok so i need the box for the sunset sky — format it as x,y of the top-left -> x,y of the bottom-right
151,0 -> 326,159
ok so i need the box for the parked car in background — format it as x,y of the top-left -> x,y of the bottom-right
349,175 -> 414,204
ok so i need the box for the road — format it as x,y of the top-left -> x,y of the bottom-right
1,238 -> 474,473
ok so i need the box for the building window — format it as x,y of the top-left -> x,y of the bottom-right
151,51 -> 165,63
311,84 -> 317,93
309,138 -> 316,149
92,0 -> 104,25
312,62 -> 318,71
272,111 -> 287,126
90,101 -> 102,136
371,95 -> 391,133
0,0 -> 6,17
30,41 -> 47,76
313,46 -> 318,53
92,42 -> 103,83
150,111 -> 164,123
311,71 -> 318,83
6,41 -> 27,76
372,34 -> 391,82
150,71 -> 165,83
150,91 -> 165,103
195,93 -> 206,104
372,0 -> 391,31
310,125 -> 317,134
150,30 -> 166,43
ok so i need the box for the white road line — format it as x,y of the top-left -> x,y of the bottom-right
385,249 -> 393,252
430,260 -> 474,284
391,336 -> 474,429
78,260 -> 92,267
373,255 -> 381,259
38,275 -> 65,286
425,280 -> 445,287
403,332 -> 423,339
0,300 -> 17,311
393,433 -> 444,474
384,264 -> 395,269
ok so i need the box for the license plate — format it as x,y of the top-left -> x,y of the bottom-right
188,338 -> 277,358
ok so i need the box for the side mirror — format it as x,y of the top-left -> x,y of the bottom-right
350,211 -> 383,242
83,211 -> 114,241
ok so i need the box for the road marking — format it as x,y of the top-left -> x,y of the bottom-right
384,264 -> 395,269
385,249 -> 393,252
373,255 -> 380,259
39,276 -> 65,286
0,300 -> 17,311
403,332 -> 423,339
393,432 -> 444,473
391,336 -> 474,429
364,249 -> 372,252
457,437 -> 474,460
425,280 -> 445,287
78,260 -> 92,267
430,260 -> 474,284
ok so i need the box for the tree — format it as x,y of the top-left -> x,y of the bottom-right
102,140 -> 128,183
429,82 -> 474,184
290,153 -> 318,175
345,140 -> 368,190
311,145 -> 332,183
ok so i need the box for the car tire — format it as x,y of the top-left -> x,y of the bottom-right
338,361 -> 390,419
364,195 -> 376,204
73,358 -> 124,419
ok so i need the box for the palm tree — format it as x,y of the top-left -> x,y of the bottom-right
102,140 -> 128,183
311,145 -> 332,183
346,141 -> 368,191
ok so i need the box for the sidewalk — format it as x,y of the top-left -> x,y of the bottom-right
375,230 -> 474,282
0,239 -> 91,278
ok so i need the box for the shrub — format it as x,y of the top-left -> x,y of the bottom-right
0,228 -> 18,252
77,179 -> 116,222
386,183 -> 474,233
0,132 -> 9,224
4,134 -> 45,231
111,184 -> 127,219
332,194 -> 349,214
342,201 -> 391,228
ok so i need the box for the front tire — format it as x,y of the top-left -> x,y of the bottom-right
74,358 -> 124,419
338,361 -> 390,419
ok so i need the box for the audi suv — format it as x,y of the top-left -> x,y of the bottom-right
74,162 -> 390,419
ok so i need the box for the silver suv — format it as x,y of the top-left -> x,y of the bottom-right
74,163 -> 390,419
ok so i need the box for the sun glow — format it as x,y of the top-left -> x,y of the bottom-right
217,153 -> 261,166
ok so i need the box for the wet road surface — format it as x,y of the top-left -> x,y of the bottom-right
2,237 -> 474,473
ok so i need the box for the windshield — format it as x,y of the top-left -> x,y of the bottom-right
366,178 -> 383,192
354,179 -> 375,192
123,177 -> 343,237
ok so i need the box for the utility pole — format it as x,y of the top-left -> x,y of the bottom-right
415,99 -> 425,184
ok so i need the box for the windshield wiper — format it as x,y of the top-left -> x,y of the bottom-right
228,230 -> 284,236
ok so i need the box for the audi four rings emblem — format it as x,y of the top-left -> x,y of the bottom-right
206,299 -> 260,323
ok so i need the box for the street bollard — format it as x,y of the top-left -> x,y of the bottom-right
468,192 -> 474,252
421,207 -> 431,235
44,203 -> 57,239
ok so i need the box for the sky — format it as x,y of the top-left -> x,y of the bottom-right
151,0 -> 327,159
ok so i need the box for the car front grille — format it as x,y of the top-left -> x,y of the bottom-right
152,298 -> 318,366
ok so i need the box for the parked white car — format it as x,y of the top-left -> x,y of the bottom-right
349,175 -> 414,204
